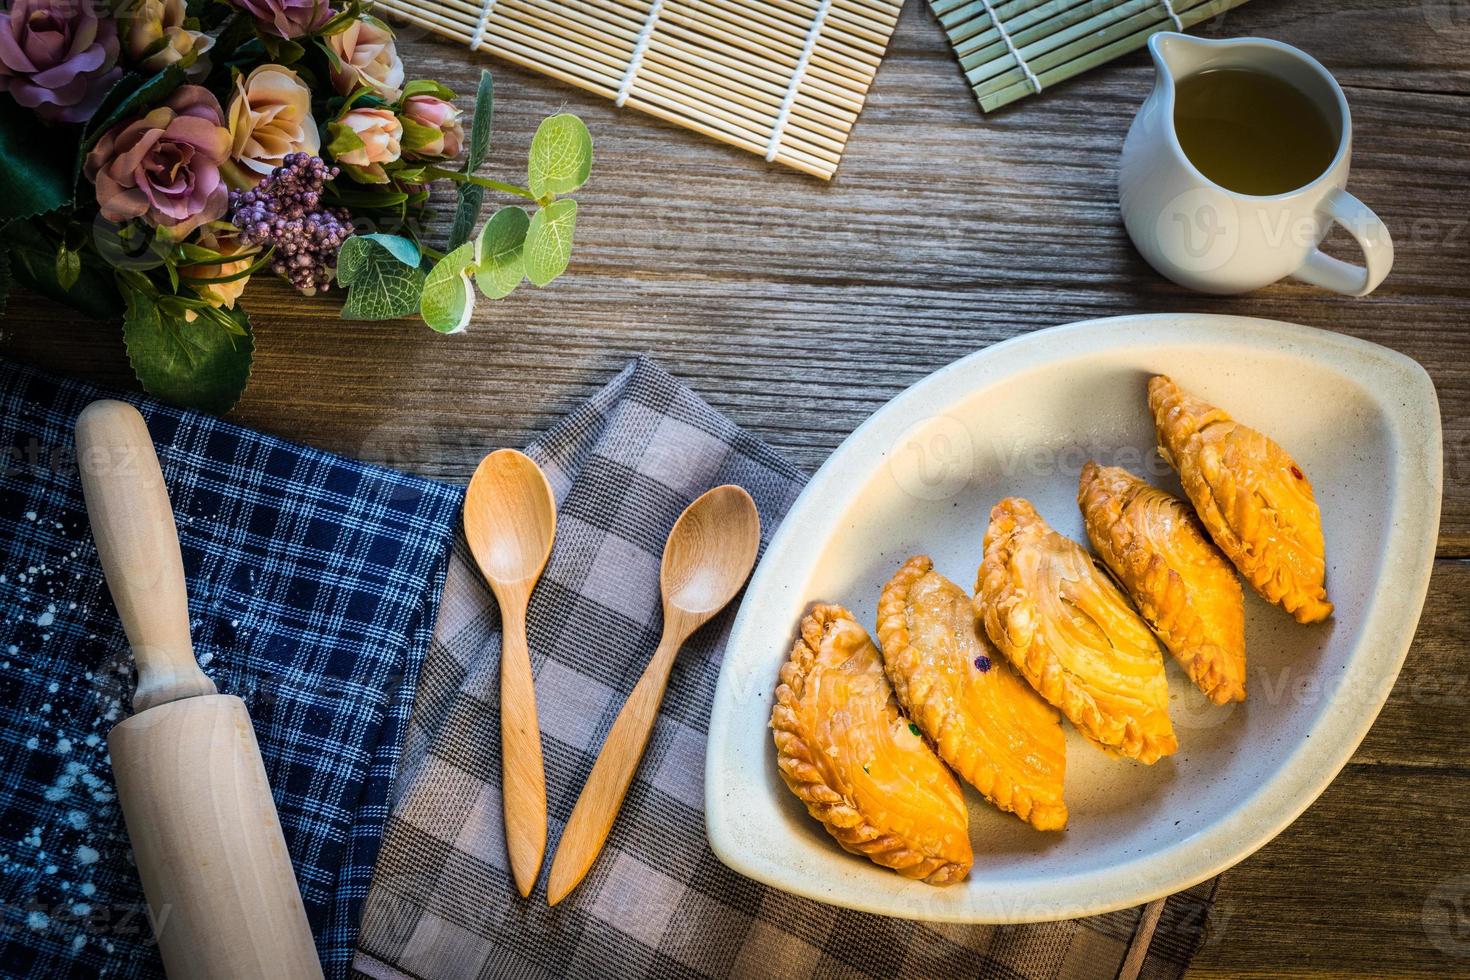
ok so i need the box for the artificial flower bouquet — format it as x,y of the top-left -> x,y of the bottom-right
0,0 -> 592,411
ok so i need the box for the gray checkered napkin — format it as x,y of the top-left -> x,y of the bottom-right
352,356 -> 1217,980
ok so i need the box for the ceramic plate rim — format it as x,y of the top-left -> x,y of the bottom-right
704,313 -> 1442,923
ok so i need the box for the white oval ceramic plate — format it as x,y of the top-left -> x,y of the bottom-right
705,314 -> 1441,923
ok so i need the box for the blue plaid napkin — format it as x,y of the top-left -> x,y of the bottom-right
0,362 -> 463,979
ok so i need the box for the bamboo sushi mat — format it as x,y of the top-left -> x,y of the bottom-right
931,0 -> 1253,112
376,0 -> 906,179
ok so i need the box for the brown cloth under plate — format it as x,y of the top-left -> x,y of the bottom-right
352,356 -> 1219,980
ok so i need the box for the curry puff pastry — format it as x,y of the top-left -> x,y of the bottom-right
878,557 -> 1068,831
1148,376 -> 1332,624
1079,463 -> 1247,705
976,498 -> 1177,764
772,605 -> 972,884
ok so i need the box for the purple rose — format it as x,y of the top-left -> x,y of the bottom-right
232,0 -> 333,39
84,84 -> 231,239
0,0 -> 122,123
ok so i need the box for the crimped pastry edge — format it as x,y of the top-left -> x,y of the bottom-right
770,603 -> 971,885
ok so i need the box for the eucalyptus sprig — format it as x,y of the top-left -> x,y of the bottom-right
335,70 -> 593,332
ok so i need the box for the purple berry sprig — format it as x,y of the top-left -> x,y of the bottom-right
229,153 -> 354,296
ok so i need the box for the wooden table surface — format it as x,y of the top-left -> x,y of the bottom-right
3,0 -> 1467,975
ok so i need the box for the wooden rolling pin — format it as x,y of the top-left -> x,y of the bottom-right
77,400 -> 322,980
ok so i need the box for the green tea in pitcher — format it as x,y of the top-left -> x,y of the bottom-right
1173,67 -> 1338,196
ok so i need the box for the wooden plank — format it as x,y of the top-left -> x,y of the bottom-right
1188,765 -> 1470,977
1352,560 -> 1470,770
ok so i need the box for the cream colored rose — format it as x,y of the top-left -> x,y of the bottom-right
123,0 -> 213,76
326,17 -> 404,101
223,65 -> 322,189
331,107 -> 402,183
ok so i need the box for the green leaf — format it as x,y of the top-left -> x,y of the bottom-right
178,246 -> 273,285
449,70 -> 493,249
522,199 -> 577,287
337,233 -> 426,320
474,206 -> 528,299
326,183 -> 409,208
177,241 -> 233,263
464,70 -> 494,172
317,0 -> 366,35
398,116 -> 441,155
0,98 -> 77,221
0,219 -> 124,318
326,119 -> 367,158
527,114 -> 592,198
261,35 -> 306,64
121,284 -> 253,414
402,79 -> 456,102
450,186 -> 484,252
419,242 -> 476,333
55,245 -> 81,290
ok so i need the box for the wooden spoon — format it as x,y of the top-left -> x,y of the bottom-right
545,484 -> 760,906
464,449 -> 557,898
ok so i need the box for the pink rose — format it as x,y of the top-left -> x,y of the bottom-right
223,64 -> 320,188
84,85 -> 230,239
399,93 -> 462,161
0,0 -> 122,123
325,16 -> 402,100
329,106 -> 400,183
231,0 -> 331,39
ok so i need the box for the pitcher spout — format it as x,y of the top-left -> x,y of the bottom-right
1148,31 -> 1215,82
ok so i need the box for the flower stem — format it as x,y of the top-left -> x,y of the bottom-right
423,166 -> 537,201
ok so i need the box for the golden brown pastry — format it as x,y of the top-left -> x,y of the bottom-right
1148,375 -> 1332,624
976,498 -> 1177,764
1079,463 -> 1246,704
878,557 -> 1067,830
771,605 -> 972,884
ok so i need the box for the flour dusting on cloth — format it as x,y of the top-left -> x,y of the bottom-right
0,362 -> 462,978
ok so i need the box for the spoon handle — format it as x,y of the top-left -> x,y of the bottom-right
499,602 -> 547,897
545,635 -> 680,906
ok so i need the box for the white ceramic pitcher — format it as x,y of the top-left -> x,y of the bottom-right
1118,33 -> 1393,296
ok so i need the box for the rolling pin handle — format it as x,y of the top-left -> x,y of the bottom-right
75,400 -> 216,713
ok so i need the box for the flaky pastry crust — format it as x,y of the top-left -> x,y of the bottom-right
1079,463 -> 1246,704
878,556 -> 1067,830
976,498 -> 1177,764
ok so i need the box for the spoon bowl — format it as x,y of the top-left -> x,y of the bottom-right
464,449 -> 557,588
662,485 -> 761,618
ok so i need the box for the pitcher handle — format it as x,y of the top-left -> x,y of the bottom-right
1290,187 -> 1394,297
